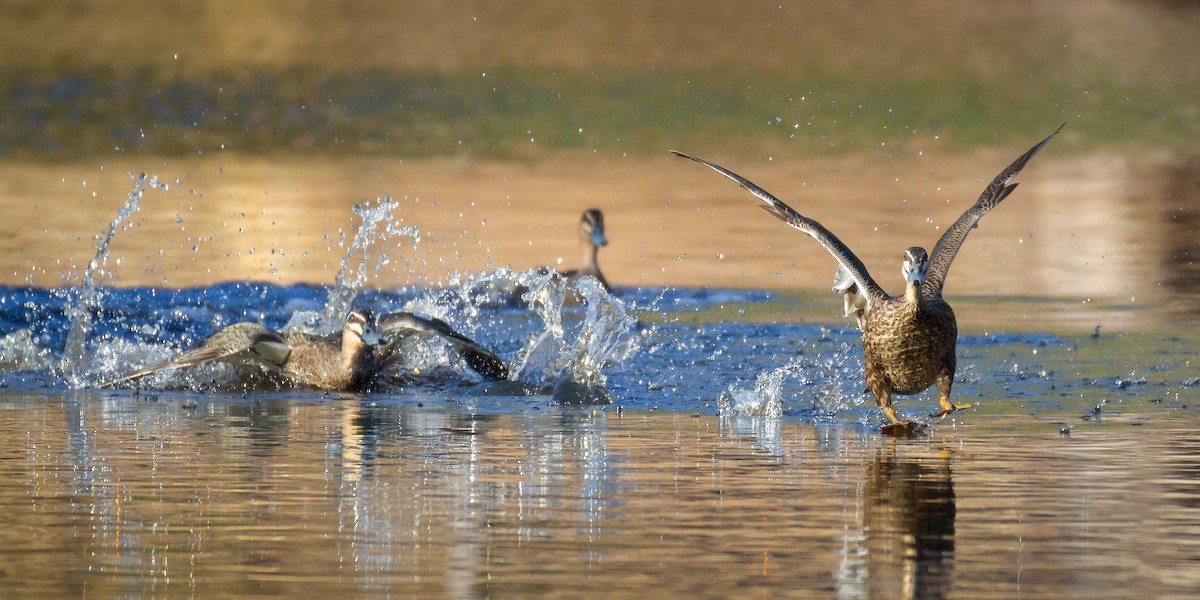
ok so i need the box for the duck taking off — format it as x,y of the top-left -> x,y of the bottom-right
100,310 -> 508,391
672,124 -> 1062,430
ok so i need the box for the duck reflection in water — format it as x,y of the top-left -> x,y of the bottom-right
839,440 -> 956,599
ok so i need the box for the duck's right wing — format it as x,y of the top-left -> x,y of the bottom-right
671,151 -> 889,313
376,312 -> 508,381
100,322 -> 290,388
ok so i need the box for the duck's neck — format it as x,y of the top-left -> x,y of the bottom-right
579,242 -> 600,276
341,330 -> 366,371
904,282 -> 925,306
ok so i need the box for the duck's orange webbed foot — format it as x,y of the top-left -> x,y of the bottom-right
880,405 -> 927,436
930,402 -> 974,419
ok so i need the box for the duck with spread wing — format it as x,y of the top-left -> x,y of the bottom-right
673,125 -> 1062,430
101,309 -> 507,391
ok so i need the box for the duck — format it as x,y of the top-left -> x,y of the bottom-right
100,309 -> 508,391
557,208 -> 611,293
484,208 -> 612,307
672,124 -> 1062,431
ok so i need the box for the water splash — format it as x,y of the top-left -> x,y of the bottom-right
0,329 -> 51,373
499,272 -> 638,403
552,278 -> 639,403
717,357 -> 802,417
713,328 -> 872,423
814,334 -> 870,416
510,270 -> 569,384
318,196 -> 418,333
447,265 -> 547,312
60,172 -> 166,384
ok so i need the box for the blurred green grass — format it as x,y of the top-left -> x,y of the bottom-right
4,1 -> 1199,161
2,67 -> 1195,161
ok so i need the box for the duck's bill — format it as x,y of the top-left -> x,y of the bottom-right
361,327 -> 384,345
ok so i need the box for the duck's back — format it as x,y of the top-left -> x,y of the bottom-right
280,332 -> 359,390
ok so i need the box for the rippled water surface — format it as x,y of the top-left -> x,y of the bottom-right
1,152 -> 1198,597
2,390 -> 1199,598
1,278 -> 1198,598
4,1 -> 1200,594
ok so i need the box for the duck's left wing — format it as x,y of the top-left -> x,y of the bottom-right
376,312 -> 508,381
925,124 -> 1063,293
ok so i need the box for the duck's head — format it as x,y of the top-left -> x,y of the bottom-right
580,209 -> 608,249
902,247 -> 929,287
344,310 -> 382,346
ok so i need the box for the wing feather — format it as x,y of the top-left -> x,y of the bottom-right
671,151 -> 889,309
376,312 -> 508,381
925,123 -> 1064,293
100,322 -> 288,387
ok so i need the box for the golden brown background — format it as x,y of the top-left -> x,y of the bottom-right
1,1 -> 1196,319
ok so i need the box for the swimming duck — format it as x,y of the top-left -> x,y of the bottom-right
559,208 -> 611,293
673,125 -> 1062,430
100,310 -> 508,391
490,208 -> 611,307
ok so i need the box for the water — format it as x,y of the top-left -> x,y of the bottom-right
5,1 -> 1199,593
1,393 -> 1198,598
317,195 -> 415,334
6,153 -> 1197,333
60,172 -> 165,383
1,158 -> 1198,596
1,272 -> 1198,597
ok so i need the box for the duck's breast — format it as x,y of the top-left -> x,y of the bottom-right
862,300 -> 957,394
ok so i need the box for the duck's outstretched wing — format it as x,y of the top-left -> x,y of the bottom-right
100,322 -> 290,388
671,151 -> 889,312
376,312 -> 508,381
925,124 -> 1064,293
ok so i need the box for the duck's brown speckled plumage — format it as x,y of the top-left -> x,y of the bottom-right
673,125 -> 1062,428
861,292 -> 957,411
279,327 -> 382,391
